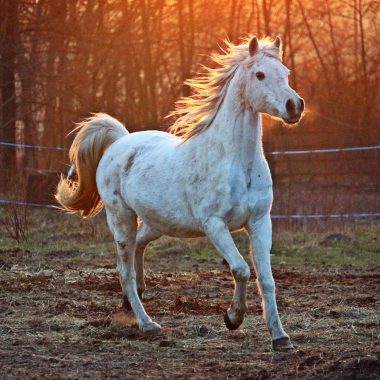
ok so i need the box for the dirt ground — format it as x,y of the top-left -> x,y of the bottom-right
0,238 -> 379,379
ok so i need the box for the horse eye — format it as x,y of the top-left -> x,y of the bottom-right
256,72 -> 265,80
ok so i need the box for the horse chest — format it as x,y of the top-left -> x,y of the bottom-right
226,165 -> 272,227
208,174 -> 250,229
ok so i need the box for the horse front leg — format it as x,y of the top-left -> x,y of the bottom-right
204,216 -> 251,330
246,213 -> 293,351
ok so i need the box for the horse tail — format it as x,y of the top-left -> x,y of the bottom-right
55,113 -> 128,218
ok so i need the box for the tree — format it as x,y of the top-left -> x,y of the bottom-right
0,0 -> 18,173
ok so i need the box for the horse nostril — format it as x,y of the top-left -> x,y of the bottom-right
286,99 -> 296,116
299,98 -> 305,112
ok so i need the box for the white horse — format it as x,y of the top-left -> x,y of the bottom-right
56,36 -> 304,351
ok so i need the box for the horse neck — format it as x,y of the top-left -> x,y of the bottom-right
194,68 -> 264,164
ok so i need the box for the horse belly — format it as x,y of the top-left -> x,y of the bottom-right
139,206 -> 204,237
123,180 -> 204,237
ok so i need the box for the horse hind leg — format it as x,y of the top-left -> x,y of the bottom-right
105,206 -> 161,334
123,221 -> 161,311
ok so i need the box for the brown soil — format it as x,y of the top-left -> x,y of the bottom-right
0,248 -> 379,379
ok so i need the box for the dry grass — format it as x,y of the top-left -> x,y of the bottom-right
0,209 -> 379,379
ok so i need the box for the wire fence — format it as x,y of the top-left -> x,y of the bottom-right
1,140 -> 380,155
0,140 -> 379,220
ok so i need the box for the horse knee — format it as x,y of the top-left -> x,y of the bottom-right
232,263 -> 251,281
257,276 -> 275,293
117,261 -> 136,281
116,240 -> 135,256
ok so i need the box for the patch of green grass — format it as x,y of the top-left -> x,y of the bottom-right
1,209 -> 379,268
145,227 -> 380,267
147,236 -> 220,263
270,228 -> 380,266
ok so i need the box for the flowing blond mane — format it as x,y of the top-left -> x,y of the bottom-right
168,37 -> 282,141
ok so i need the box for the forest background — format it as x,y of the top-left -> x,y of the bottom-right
0,0 -> 379,215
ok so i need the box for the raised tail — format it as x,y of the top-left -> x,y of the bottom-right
55,113 -> 128,218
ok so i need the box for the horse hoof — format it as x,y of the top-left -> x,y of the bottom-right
224,312 -> 241,330
141,321 -> 162,335
272,337 -> 294,351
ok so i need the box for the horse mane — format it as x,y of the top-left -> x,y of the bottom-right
168,37 -> 282,141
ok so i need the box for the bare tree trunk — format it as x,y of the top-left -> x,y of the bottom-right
325,0 -> 341,85
358,0 -> 368,88
255,0 -> 262,36
19,0 -> 44,170
297,0 -> 329,78
246,0 -> 256,31
187,0 -> 195,74
177,0 -> 188,95
262,0 -> 272,35
0,0 -> 18,174
353,0 -> 359,83
284,0 -> 297,88
141,0 -> 158,129
235,0 -> 244,38
177,0 -> 194,97
228,0 -> 237,41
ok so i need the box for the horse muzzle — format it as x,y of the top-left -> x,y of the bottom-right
283,97 -> 305,124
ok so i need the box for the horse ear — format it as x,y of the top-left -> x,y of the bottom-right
274,36 -> 282,49
249,36 -> 259,56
